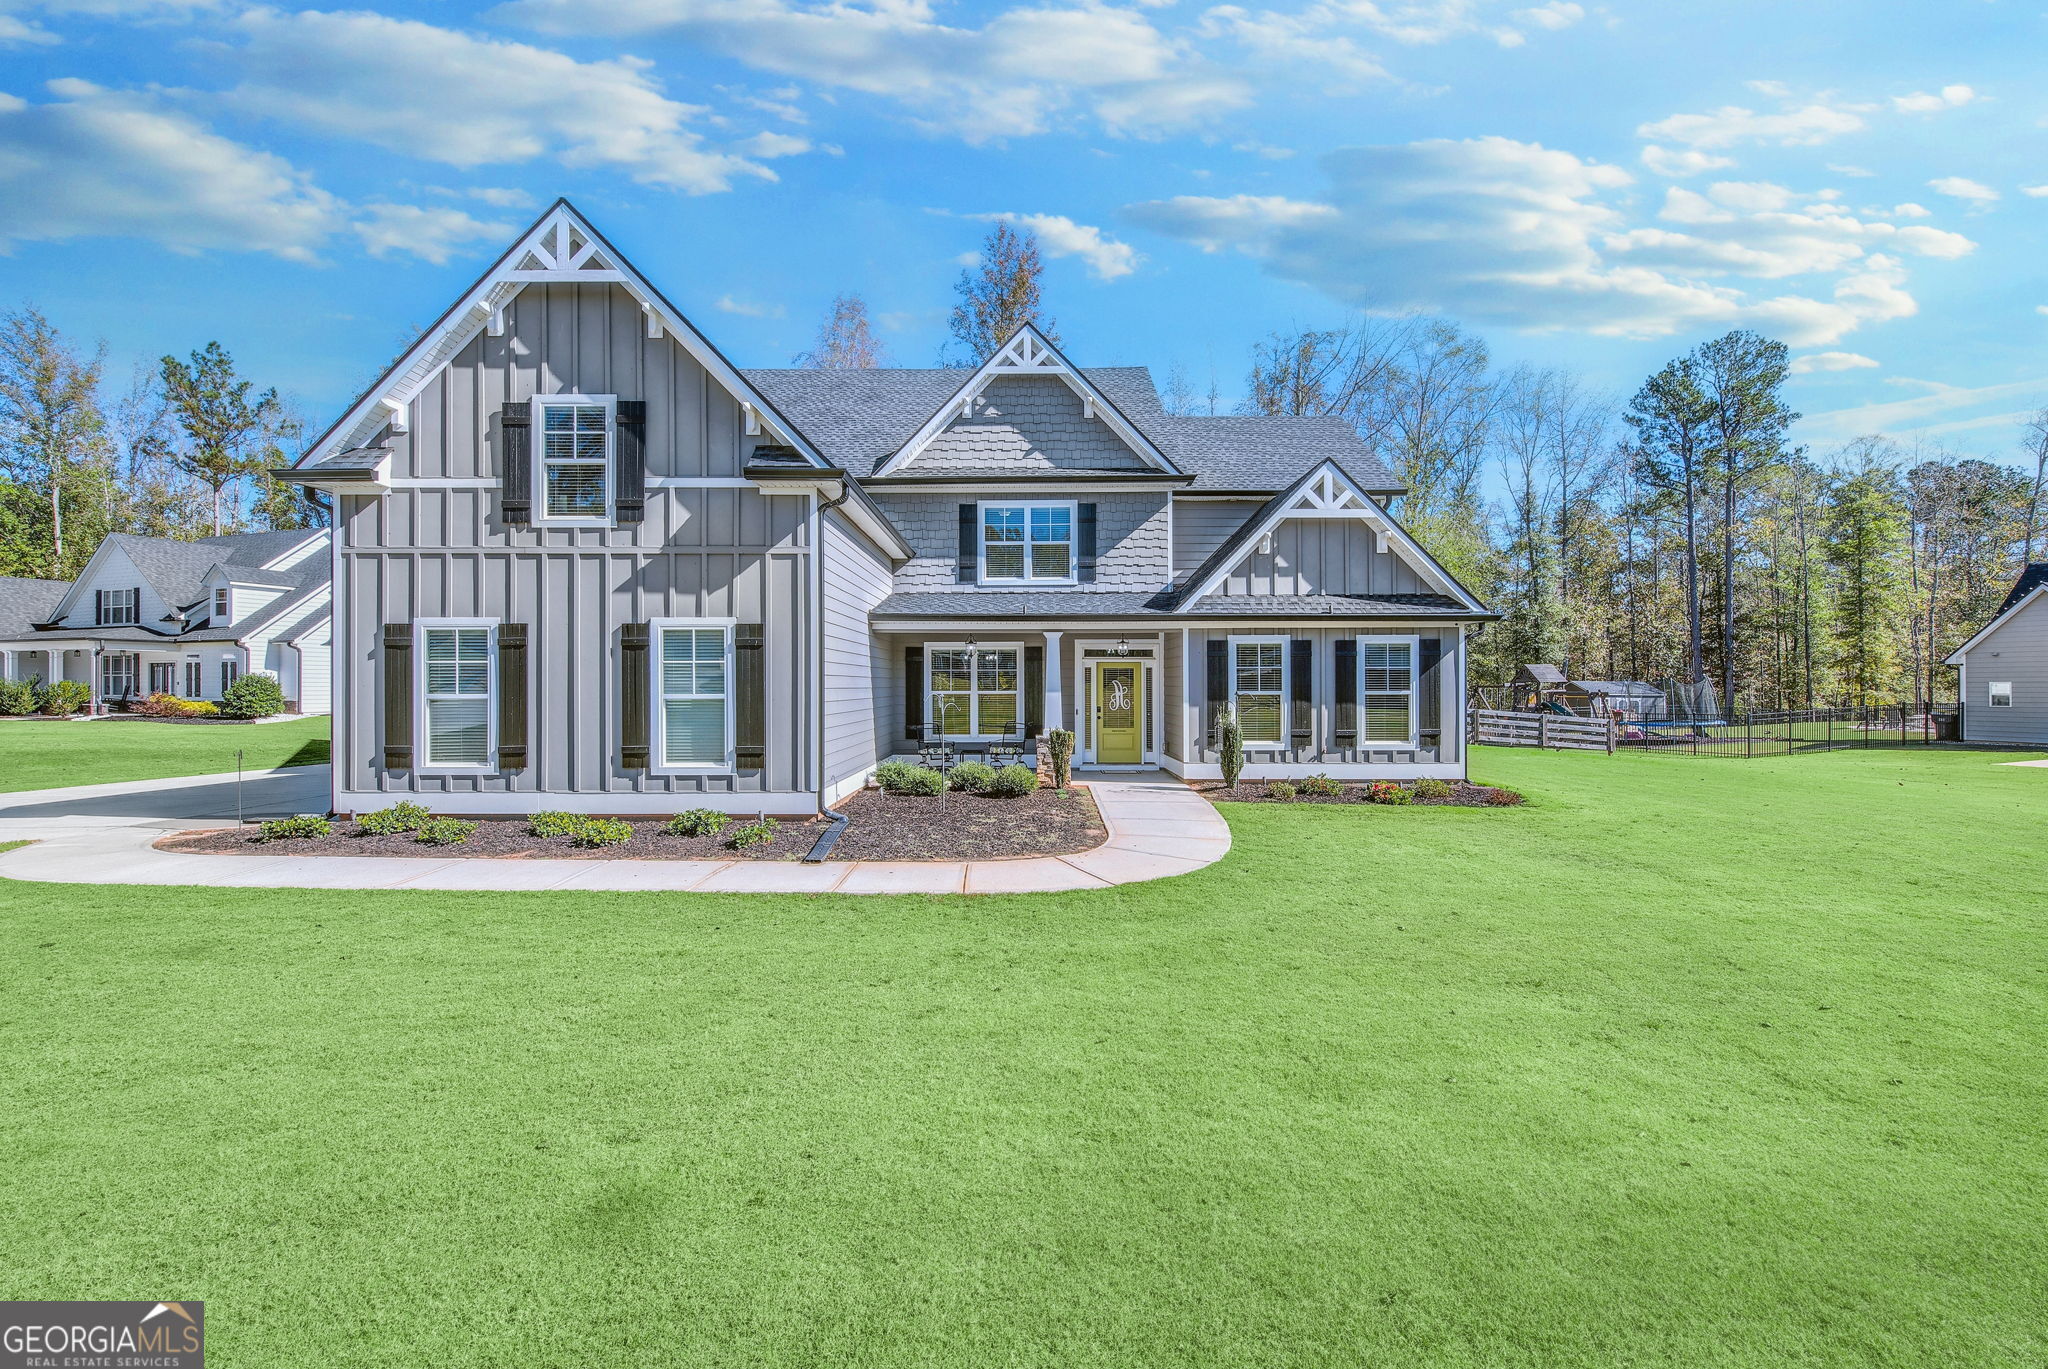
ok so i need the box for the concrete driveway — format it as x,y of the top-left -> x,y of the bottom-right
0,765 -> 331,830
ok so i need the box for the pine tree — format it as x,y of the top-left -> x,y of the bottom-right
1825,462 -> 1910,703
1625,357 -> 1715,685
158,341 -> 286,535
948,223 -> 1055,362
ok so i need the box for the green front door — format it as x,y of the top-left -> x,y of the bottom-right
1095,663 -> 1143,764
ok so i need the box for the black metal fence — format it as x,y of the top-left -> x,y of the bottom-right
1617,705 -> 1961,758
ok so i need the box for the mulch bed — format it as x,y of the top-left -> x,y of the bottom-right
828,784 -> 1106,861
1195,779 -> 1522,807
159,816 -> 825,862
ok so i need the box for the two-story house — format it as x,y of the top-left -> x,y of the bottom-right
0,529 -> 333,713
284,200 -> 1492,816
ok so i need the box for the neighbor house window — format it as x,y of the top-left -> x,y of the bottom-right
220,661 -> 239,695
214,588 -> 231,622
1359,636 -> 1419,745
1989,681 -> 2013,708
98,588 -> 139,627
148,662 -> 177,694
185,660 -> 203,697
980,502 -> 1074,584
101,652 -> 138,699
1229,636 -> 1286,747
418,623 -> 494,768
535,396 -> 613,522
654,620 -> 733,769
928,644 -> 1020,737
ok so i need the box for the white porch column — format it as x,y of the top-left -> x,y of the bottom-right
1042,630 -> 1064,734
0,649 -> 13,681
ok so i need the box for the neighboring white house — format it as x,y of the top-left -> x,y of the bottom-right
0,529 -> 333,714
1945,563 -> 2048,745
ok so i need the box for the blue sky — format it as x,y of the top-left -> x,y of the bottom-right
2,0 -> 2044,465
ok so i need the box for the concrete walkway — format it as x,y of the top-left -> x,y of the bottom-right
0,768 -> 1229,895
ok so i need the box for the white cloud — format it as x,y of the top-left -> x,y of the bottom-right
1889,202 -> 1930,217
1127,137 -> 1973,345
966,211 -> 1142,280
714,294 -> 784,318
2022,185 -> 2048,198
1891,84 -> 1975,113
1789,350 -> 1879,374
1638,99 -> 1867,150
0,14 -> 59,44
1801,374 -> 2048,441
1513,2 -> 1583,31
1927,175 -> 1998,203
1641,146 -> 1736,178
220,8 -> 781,193
1827,163 -> 1875,178
352,202 -> 512,264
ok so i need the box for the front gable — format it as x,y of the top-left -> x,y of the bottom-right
43,540 -> 170,631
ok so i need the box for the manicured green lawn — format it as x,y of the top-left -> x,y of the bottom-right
2,746 -> 2044,1366
0,715 -> 329,791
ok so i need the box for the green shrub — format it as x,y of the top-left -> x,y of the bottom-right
1265,780 -> 1297,801
1364,781 -> 1413,806
259,815 -> 331,841
180,699 -> 220,718
357,800 -> 432,835
1298,773 -> 1344,797
36,680 -> 91,716
414,817 -> 478,845
571,818 -> 633,848
528,810 -> 584,839
220,672 -> 287,719
1414,777 -> 1455,800
0,677 -> 36,716
876,761 -> 944,796
1046,728 -> 1074,789
1217,708 -> 1244,788
948,760 -> 997,793
988,763 -> 1038,797
724,818 -> 779,850
664,809 -> 730,838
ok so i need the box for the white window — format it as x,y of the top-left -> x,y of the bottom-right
1359,636 -> 1420,746
418,621 -> 495,769
214,588 -> 231,622
927,644 -> 1021,737
979,502 -> 1075,584
101,652 -> 138,698
99,588 -> 139,627
653,619 -> 734,770
1228,636 -> 1287,747
1989,681 -> 2013,708
534,396 -> 614,523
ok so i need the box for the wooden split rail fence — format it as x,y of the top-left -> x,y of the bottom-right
1470,708 -> 1617,753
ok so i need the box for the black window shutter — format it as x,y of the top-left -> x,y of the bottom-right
381,624 -> 413,770
1334,638 -> 1359,742
956,504 -> 977,583
620,623 -> 649,770
1290,638 -> 1313,746
1205,638 -> 1228,745
614,400 -> 646,524
905,646 -> 924,736
498,623 -> 528,769
1077,504 -> 1098,583
735,623 -> 766,769
1419,636 -> 1444,734
500,400 -> 532,525
94,589 -> 105,625
1024,644 -> 1044,737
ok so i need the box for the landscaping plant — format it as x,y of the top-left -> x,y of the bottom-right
1483,787 -> 1527,806
1298,774 -> 1344,797
664,809 -> 731,838
1364,781 -> 1413,805
0,677 -> 35,716
1046,728 -> 1074,789
947,760 -> 997,794
528,810 -> 585,839
1217,708 -> 1244,789
258,815 -> 331,841
414,818 -> 479,846
36,680 -> 90,716
357,800 -> 432,836
221,672 -> 287,719
1266,780 -> 1297,801
133,691 -> 186,718
571,818 -> 633,848
723,818 -> 779,850
876,761 -> 944,796
988,764 -> 1038,797
1414,777 -> 1455,800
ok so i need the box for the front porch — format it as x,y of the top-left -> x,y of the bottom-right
0,641 -> 248,710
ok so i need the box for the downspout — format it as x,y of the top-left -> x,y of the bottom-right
811,486 -> 848,817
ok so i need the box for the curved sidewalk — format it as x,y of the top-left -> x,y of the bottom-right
0,771 -> 1229,895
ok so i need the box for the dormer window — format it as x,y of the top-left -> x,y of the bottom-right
534,396 -> 614,523
979,501 -> 1074,585
214,588 -> 231,622
97,588 -> 139,627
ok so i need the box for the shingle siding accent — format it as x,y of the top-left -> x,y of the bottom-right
872,491 -> 1171,592
910,375 -> 1152,474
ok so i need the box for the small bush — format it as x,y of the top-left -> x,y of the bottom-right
528,810 -> 584,839
133,691 -> 186,718
0,677 -> 37,716
1298,773 -> 1344,798
1364,781 -> 1413,806
948,760 -> 997,794
357,800 -> 432,836
1414,777 -> 1455,801
1046,728 -> 1074,789
259,815 -> 331,841
988,763 -> 1038,797
665,809 -> 730,838
179,699 -> 220,718
37,680 -> 91,716
724,818 -> 779,850
1482,787 -> 1527,807
1217,709 -> 1244,789
572,818 -> 633,848
220,672 -> 287,719
877,761 -> 944,796
414,817 -> 479,846
1265,780 -> 1298,801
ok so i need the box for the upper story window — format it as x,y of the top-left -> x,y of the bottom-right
1228,635 -> 1286,747
535,396 -> 614,523
980,502 -> 1074,584
97,588 -> 139,627
213,588 -> 231,622
1359,636 -> 1419,745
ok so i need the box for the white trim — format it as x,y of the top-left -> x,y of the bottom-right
1355,633 -> 1422,750
1082,654 -> 1152,766
824,761 -> 876,807
1162,758 -> 1466,781
649,617 -> 737,775
1945,584 -> 2048,663
1226,634 -> 1290,750
874,324 -> 1181,477
1988,680 -> 2014,707
975,499 -> 1079,587
864,481 -> 1171,495
338,789 -> 823,818
415,617 -> 498,774
531,393 -> 616,526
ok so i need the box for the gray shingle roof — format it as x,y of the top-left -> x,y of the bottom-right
109,530 -> 319,617
740,366 -> 1404,494
0,576 -> 68,639
1997,563 -> 2047,615
870,590 -> 1479,619
291,446 -> 389,478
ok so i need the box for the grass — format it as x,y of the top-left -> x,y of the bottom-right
2,745 -> 2044,1366
0,715 -> 329,791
